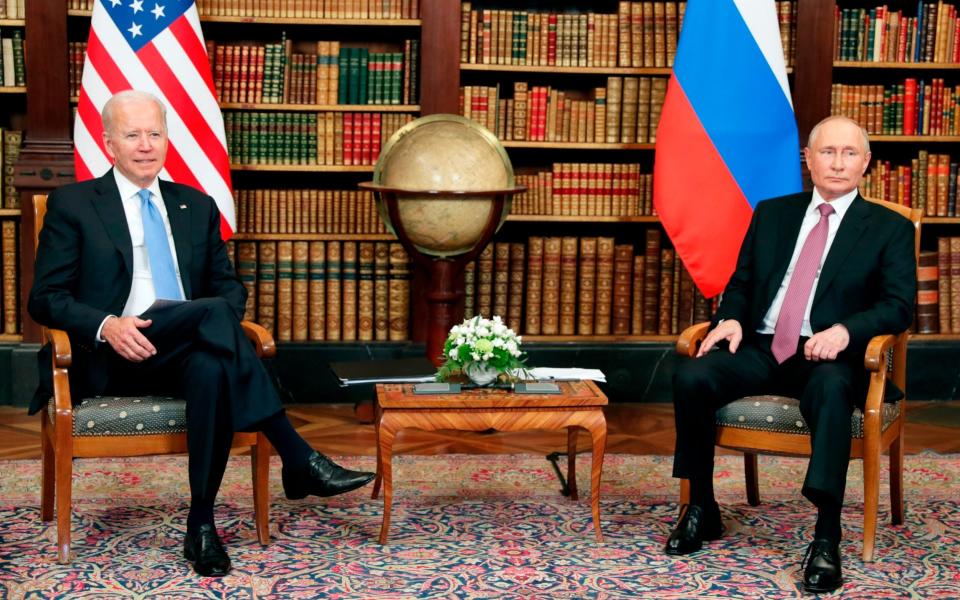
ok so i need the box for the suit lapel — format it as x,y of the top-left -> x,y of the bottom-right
813,195 -> 869,306
160,180 -> 193,299
92,171 -> 134,276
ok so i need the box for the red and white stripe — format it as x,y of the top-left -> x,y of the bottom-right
74,2 -> 236,239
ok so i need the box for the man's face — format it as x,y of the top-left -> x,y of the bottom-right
804,119 -> 871,201
102,99 -> 168,188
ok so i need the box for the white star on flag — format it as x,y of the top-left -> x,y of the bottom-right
151,3 -> 165,19
130,0 -> 144,14
127,22 -> 142,38
109,0 -> 122,6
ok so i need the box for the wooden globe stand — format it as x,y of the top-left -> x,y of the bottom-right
359,183 -> 525,366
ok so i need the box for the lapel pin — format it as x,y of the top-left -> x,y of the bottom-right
179,204 -> 187,209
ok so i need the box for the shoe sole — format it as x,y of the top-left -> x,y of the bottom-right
802,579 -> 843,594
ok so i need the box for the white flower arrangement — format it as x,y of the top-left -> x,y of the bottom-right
437,315 -> 528,383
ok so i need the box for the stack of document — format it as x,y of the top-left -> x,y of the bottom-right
520,367 -> 606,383
329,357 -> 437,386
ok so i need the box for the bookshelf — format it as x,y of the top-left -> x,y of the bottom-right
0,6 -> 25,343
1,0 -> 958,406
831,0 -> 960,336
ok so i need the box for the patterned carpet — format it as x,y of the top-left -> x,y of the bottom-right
0,452 -> 958,599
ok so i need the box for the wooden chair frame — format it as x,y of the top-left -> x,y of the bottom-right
675,197 -> 921,562
33,195 -> 275,563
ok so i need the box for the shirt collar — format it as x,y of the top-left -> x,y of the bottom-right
112,168 -> 162,203
810,187 -> 857,221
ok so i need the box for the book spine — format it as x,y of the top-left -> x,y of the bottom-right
257,241 -> 277,337
559,236 -> 579,335
388,243 -> 410,341
374,241 -> 390,340
292,241 -> 309,341
476,244 -> 494,318
2,220 -> 17,334
612,243 -> 634,335
917,249 -> 940,334
507,242 -> 525,333
577,237 -> 598,335
341,241 -> 358,341
594,237 -> 615,335
525,237 -> 544,335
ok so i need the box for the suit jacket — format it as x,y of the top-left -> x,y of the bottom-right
714,192 -> 916,363
27,170 -> 246,414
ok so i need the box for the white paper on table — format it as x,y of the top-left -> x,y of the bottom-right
517,367 -> 607,383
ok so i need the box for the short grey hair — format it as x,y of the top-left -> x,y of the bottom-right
807,115 -> 870,154
101,90 -> 168,133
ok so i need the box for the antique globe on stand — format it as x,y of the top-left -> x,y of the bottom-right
359,114 -> 524,366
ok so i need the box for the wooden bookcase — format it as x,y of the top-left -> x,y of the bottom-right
0,12 -> 25,344
8,0 -> 960,352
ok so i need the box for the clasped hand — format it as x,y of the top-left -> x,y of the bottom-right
102,315 -> 156,362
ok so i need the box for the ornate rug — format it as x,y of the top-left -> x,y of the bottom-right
1,452 -> 958,599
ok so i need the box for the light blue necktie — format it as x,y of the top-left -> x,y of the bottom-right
138,188 -> 183,301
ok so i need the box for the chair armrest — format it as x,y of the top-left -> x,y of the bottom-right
46,328 -> 75,419
863,334 -> 896,372
47,328 -> 72,368
241,321 -> 277,359
676,322 -> 711,357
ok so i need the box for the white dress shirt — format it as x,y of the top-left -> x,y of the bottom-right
758,188 -> 858,337
96,170 -> 186,340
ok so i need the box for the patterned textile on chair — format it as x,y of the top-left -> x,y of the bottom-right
47,397 -> 187,436
717,395 -> 901,439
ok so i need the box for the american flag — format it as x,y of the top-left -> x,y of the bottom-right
74,0 -> 236,240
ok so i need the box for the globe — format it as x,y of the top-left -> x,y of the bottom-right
371,114 -> 515,257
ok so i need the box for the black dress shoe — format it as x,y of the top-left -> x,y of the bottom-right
802,538 -> 843,594
183,523 -> 231,577
282,451 -> 375,500
664,503 -> 725,556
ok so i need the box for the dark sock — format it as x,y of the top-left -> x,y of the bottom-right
813,497 -> 843,544
689,476 -> 718,512
187,501 -> 215,533
258,409 -> 313,470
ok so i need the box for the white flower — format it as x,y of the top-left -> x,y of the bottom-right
449,349 -> 458,358
470,352 -> 480,361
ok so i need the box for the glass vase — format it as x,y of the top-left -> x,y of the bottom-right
464,362 -> 500,387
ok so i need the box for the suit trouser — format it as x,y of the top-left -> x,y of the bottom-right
102,297 -> 283,507
671,335 -> 858,505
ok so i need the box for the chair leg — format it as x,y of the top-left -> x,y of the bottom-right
889,430 -> 905,526
55,440 -> 73,564
251,432 -> 271,546
862,449 -> 881,562
743,452 -> 760,506
40,416 -> 54,522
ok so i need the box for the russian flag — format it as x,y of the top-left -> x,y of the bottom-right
653,0 -> 802,299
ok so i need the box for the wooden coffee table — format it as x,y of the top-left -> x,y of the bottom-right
371,380 -> 608,544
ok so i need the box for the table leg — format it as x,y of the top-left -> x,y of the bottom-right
566,427 -> 579,501
377,413 -> 399,545
588,416 -> 607,542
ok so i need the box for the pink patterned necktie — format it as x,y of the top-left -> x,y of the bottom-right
771,203 -> 835,363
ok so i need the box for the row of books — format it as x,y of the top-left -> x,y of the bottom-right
460,2 -> 795,69
0,29 -> 24,87
2,129 -> 21,209
230,240 -> 411,342
463,231 -> 714,337
917,236 -> 960,334
834,3 -> 960,63
460,2 -> 682,69
461,77 -> 667,145
830,79 -> 960,136
512,164 -> 655,217
0,220 -> 16,335
0,0 -> 23,19
234,189 -> 389,235
861,150 -> 957,217
67,0 -> 421,19
223,111 -> 414,166
209,39 -> 419,106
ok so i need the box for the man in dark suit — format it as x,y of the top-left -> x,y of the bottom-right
28,90 -> 375,577
664,116 -> 916,593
